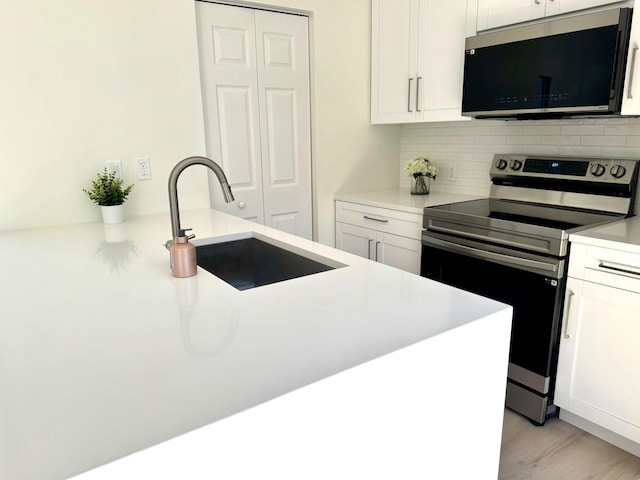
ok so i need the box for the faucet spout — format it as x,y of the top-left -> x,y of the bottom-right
168,156 -> 235,241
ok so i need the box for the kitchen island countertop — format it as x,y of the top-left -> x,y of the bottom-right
0,209 -> 511,480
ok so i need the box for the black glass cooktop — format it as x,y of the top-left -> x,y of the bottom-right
426,199 -> 621,231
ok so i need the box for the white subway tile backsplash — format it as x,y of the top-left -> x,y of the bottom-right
540,135 -> 581,145
506,135 -> 541,145
580,135 -> 626,146
399,117 -> 640,201
601,146 -> 640,158
518,145 -> 561,156
558,145 -> 603,157
489,125 -> 524,135
560,125 -> 605,135
603,124 -> 640,135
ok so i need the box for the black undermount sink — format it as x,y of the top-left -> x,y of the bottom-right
196,237 -> 337,290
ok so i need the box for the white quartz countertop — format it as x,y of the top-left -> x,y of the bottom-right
334,188 -> 482,214
0,210 -> 510,480
570,216 -> 640,254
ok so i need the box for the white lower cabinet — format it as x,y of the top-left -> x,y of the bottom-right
335,201 -> 422,274
555,243 -> 640,455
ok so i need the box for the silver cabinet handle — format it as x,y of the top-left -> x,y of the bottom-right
563,289 -> 575,339
238,201 -> 246,209
363,215 -> 388,223
598,261 -> 640,277
416,76 -> 422,112
367,239 -> 373,260
407,77 -> 413,112
628,46 -> 639,99
375,241 -> 381,262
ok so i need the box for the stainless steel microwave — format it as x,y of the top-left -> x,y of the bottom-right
461,8 -> 633,119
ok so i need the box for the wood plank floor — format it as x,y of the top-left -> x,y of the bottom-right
499,409 -> 640,480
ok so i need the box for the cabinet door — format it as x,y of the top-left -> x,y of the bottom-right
196,3 -> 265,224
417,0 -> 470,122
254,11 -> 313,239
476,0 -> 545,31
336,222 -> 375,260
376,232 -> 422,274
556,278 -> 640,443
371,0 -> 420,124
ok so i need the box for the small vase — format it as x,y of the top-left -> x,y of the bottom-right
410,175 -> 430,195
101,204 -> 125,225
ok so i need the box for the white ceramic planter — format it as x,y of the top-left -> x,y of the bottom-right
101,204 -> 125,225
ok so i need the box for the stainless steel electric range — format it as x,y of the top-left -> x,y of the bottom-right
421,154 -> 639,425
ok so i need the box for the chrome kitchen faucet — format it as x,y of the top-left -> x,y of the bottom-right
166,156 -> 234,248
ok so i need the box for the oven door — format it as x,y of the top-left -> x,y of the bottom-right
421,234 -> 566,424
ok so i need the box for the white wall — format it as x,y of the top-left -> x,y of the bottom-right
0,0 -> 211,232
0,0 -> 401,246
400,118 -> 640,212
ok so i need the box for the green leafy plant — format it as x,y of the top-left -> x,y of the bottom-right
83,168 -> 134,206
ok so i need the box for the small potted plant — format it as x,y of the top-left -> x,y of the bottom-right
83,168 -> 134,224
405,157 -> 438,195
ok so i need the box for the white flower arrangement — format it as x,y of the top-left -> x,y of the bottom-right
405,157 -> 438,179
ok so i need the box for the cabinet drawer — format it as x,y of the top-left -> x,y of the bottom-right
335,201 -> 423,240
569,243 -> 640,293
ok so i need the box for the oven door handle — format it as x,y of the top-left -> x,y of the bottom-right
427,223 -> 549,254
422,235 -> 559,274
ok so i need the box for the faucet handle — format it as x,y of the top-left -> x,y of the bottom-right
177,228 -> 196,241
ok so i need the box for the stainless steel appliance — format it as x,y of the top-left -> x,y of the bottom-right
462,8 -> 633,119
421,154 -> 639,424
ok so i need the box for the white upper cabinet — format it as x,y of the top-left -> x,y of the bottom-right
476,0 -> 622,31
371,0 -> 475,124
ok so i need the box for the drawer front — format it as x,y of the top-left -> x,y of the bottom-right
335,201 -> 422,240
570,243 -> 640,293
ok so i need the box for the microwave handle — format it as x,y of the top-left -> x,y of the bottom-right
627,45 -> 638,99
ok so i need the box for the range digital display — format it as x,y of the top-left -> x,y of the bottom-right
523,158 -> 589,176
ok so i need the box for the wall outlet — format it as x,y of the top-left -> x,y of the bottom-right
106,160 -> 123,179
448,164 -> 457,182
135,157 -> 152,180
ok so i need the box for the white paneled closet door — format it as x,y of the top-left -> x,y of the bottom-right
196,2 -> 312,240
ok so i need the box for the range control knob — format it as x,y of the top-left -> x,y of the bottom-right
590,163 -> 606,177
495,158 -> 508,170
610,164 -> 627,178
510,159 -> 523,171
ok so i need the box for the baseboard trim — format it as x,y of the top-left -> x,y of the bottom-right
559,410 -> 640,457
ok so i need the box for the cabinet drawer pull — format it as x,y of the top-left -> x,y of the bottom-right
375,240 -> 381,262
367,239 -> 373,260
407,77 -> 413,112
363,215 -> 389,223
598,262 -> 640,277
563,289 -> 575,339
416,76 -> 422,112
627,46 -> 639,99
